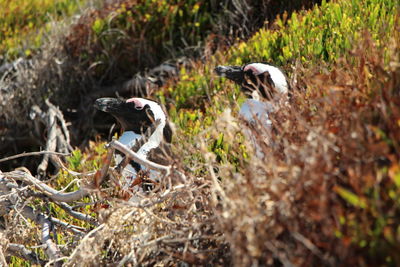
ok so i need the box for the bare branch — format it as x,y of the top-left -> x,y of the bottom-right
5,170 -> 91,202
265,241 -> 295,267
0,151 -> 69,163
20,206 -> 62,265
0,236 -> 7,267
37,108 -> 58,175
291,232 -> 335,266
65,224 -> 106,266
109,140 -> 171,174
6,243 -> 46,265
46,99 -> 73,152
49,216 -> 86,235
56,201 -> 98,226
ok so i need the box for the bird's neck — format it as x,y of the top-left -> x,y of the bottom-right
136,119 -> 166,158
136,102 -> 167,159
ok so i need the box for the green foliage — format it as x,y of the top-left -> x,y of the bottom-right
229,0 -> 397,65
164,0 -> 398,174
335,186 -> 367,209
163,0 -> 398,114
3,0 -> 400,265
0,0 -> 85,61
66,0 -> 215,79
158,0 -> 400,265
67,149 -> 83,170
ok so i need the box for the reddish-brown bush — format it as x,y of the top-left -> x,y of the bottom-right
208,33 -> 400,266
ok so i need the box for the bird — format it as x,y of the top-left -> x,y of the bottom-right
214,62 -> 289,98
94,97 -> 172,191
214,62 -> 289,125
214,62 -> 290,157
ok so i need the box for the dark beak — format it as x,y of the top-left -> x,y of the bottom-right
94,98 -> 125,113
214,65 -> 244,84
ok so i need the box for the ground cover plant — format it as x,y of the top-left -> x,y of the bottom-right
0,0 -> 86,61
0,0 -> 322,173
0,0 -> 399,265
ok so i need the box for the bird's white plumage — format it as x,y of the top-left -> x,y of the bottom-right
115,131 -> 142,177
118,131 -> 142,148
241,62 -> 289,158
239,99 -> 276,158
239,99 -> 274,127
244,63 -> 288,94
132,99 -> 167,158
114,98 -> 167,192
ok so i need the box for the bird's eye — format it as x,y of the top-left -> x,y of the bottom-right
134,105 -> 144,111
127,98 -> 145,110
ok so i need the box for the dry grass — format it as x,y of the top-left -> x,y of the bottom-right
15,31 -> 395,266
204,33 -> 400,265
1,0 -> 399,266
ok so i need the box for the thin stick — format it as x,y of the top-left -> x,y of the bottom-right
49,216 -> 86,235
21,206 -> 62,265
0,151 -> 69,163
6,171 -> 90,202
56,201 -> 98,226
0,242 -> 7,267
65,224 -> 105,266
6,243 -> 46,265
110,140 -> 171,174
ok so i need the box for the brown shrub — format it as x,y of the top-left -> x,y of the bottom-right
206,33 -> 400,265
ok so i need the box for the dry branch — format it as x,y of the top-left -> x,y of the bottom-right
29,100 -> 73,176
0,146 -> 116,265
6,170 -> 91,202
20,206 -> 62,265
45,99 -> 73,152
0,151 -> 69,163
49,216 -> 87,235
6,243 -> 46,265
37,108 -> 58,175
109,140 -> 171,174
0,234 -> 7,267
56,201 -> 98,226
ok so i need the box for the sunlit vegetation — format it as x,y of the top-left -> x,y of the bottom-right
1,0 -> 399,265
0,0 -> 86,60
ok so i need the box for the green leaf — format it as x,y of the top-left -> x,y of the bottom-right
335,186 -> 367,209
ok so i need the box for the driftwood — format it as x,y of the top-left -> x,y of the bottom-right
30,100 -> 73,177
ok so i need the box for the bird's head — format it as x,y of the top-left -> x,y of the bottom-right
94,97 -> 172,142
214,63 -> 289,100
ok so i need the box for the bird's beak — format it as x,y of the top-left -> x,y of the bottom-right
94,98 -> 123,113
214,65 -> 244,83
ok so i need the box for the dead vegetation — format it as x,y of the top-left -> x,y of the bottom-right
206,34 -> 400,265
1,0 -> 399,266
1,31 -> 398,265
0,0 -> 321,173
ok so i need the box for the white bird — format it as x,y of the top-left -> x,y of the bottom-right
94,97 -> 172,191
